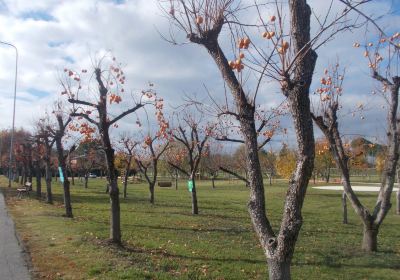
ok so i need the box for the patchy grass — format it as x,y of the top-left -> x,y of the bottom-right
1,176 -> 399,279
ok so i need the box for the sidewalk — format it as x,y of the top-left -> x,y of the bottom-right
0,191 -> 31,280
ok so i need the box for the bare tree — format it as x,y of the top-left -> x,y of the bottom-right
135,135 -> 169,204
168,109 -> 214,214
312,52 -> 399,251
36,117 -> 56,204
158,0 -> 367,278
64,56 -> 154,244
117,134 -> 137,198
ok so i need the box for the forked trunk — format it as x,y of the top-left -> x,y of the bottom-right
362,224 -> 378,252
267,259 -> 291,280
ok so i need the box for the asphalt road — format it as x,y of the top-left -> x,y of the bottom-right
0,192 -> 31,280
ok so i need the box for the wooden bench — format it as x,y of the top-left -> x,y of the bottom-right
17,182 -> 32,198
158,181 -> 172,188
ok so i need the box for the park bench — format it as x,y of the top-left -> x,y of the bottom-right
17,182 -> 32,198
158,181 -> 172,188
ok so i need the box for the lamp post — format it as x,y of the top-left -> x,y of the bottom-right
0,41 -> 18,188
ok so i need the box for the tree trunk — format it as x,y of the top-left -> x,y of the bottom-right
63,180 -> 73,218
397,186 -> 400,215
45,161 -> 53,204
149,183 -> 155,204
191,179 -> 198,214
109,180 -> 121,243
123,158 -> 131,199
267,259 -> 291,280
103,128 -> 121,244
342,191 -> 347,224
55,131 -> 73,218
397,170 -> 400,215
35,162 -> 42,198
71,170 -> 75,186
325,167 -> 330,183
269,173 -> 273,186
84,174 -> 88,189
123,176 -> 128,198
362,225 -> 378,252
211,177 -> 215,189
20,169 -> 24,184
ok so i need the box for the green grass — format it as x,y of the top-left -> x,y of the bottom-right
1,176 -> 399,280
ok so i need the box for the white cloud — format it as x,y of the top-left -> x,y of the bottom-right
0,0 -> 398,147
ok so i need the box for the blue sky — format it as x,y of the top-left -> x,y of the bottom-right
0,0 -> 399,149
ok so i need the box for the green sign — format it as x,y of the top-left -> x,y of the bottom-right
187,180 -> 194,192
58,167 -> 64,183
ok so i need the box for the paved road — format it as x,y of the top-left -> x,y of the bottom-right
0,192 -> 31,280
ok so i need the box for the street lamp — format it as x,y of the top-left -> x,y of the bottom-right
0,41 -> 18,188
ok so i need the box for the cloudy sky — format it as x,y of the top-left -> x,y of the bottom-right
0,0 -> 399,150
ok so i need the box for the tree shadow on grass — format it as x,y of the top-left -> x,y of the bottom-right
119,243 -> 266,265
123,223 -> 250,235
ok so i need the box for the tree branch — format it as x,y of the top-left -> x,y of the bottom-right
219,166 -> 249,186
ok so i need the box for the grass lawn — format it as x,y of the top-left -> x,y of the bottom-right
0,176 -> 399,280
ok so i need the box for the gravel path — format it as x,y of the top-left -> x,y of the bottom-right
0,192 -> 31,280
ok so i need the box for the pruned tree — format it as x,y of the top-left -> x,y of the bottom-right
163,142 -> 186,189
36,116 -> 56,204
314,138 -> 334,183
312,50 -> 399,251
52,102 -> 76,218
117,134 -> 137,198
32,134 -> 44,198
259,149 -> 277,186
201,143 -> 224,189
64,55 -> 156,244
135,134 -> 170,204
168,109 -> 214,214
158,0 -> 366,278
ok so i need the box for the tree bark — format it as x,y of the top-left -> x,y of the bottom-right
397,170 -> 400,215
149,182 -> 155,204
55,131 -> 73,218
71,168 -> 75,186
109,182 -> 121,243
267,259 -> 291,280
35,161 -> 42,198
45,161 -> 53,204
342,191 -> 347,224
191,179 -> 198,215
103,134 -> 121,244
84,174 -> 89,189
362,224 -> 378,252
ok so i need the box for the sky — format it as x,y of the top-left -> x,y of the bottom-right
0,0 -> 399,150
